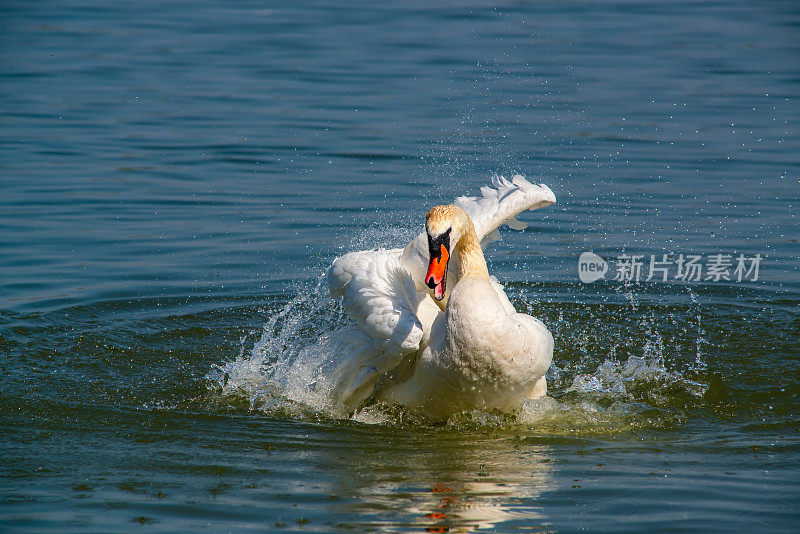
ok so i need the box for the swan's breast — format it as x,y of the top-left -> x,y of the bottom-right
443,278 -> 551,388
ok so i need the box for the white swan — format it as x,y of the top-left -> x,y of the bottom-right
326,175 -> 556,420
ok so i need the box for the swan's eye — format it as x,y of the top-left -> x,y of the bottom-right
427,228 -> 451,260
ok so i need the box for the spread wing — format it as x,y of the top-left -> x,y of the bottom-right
326,248 -> 425,406
400,174 -> 557,290
455,174 -> 557,246
328,249 -> 424,352
325,174 -> 556,408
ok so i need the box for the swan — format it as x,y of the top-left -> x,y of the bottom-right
326,175 -> 556,420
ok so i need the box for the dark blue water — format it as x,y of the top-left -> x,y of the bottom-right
2,1 -> 799,532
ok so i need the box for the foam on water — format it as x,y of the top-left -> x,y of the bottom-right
206,227 -> 710,432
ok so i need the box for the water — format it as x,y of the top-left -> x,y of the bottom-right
1,0 -> 799,531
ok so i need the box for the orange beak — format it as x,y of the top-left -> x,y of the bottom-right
425,243 -> 450,301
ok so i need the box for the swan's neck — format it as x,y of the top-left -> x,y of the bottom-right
455,224 -> 489,281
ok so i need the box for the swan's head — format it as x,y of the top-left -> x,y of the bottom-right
424,204 -> 469,301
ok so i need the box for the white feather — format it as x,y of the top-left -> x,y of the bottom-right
326,175 -> 556,409
455,174 -> 556,246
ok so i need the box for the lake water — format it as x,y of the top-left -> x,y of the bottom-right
1,1 -> 799,532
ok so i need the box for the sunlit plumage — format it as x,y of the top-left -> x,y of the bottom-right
326,175 -> 556,419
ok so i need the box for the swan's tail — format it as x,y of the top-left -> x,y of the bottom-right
454,175 -> 556,246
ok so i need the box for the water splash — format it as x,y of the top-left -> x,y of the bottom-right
565,354 -> 708,400
206,228 -> 710,433
207,224 -> 421,416
689,289 -> 709,371
207,275 -> 350,417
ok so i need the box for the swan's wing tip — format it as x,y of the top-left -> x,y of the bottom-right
456,174 -> 557,243
510,174 -> 557,206
535,183 -> 557,206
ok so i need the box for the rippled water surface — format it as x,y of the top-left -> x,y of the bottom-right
2,1 -> 799,532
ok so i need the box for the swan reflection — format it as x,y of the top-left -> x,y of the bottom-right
329,428 -> 554,533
